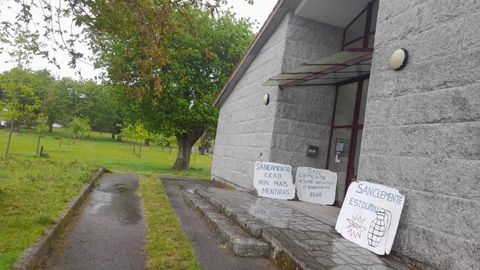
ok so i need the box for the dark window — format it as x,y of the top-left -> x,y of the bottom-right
342,0 -> 379,50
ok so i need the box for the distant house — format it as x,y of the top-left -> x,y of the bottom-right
1,108 -> 6,127
211,0 -> 480,269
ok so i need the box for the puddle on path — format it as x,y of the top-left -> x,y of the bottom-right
44,173 -> 146,270
87,176 -> 143,225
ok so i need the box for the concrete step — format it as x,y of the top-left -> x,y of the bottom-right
184,190 -> 270,257
194,187 -> 265,238
192,187 -> 410,270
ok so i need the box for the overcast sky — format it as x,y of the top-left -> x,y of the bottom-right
0,0 -> 278,80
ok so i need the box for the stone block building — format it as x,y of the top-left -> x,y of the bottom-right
211,0 -> 480,268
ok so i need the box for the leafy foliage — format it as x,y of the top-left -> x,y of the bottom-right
1,0 -> 253,76
120,122 -> 151,144
122,9 -> 254,169
68,116 -> 91,140
0,68 -> 38,128
120,122 -> 154,158
74,82 -> 124,134
1,0 -> 255,170
0,68 -> 41,159
0,68 -> 124,134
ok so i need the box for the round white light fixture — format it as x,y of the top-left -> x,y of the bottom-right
389,48 -> 408,71
263,93 -> 270,105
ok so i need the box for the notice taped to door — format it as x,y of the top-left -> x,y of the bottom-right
295,167 -> 337,205
253,161 -> 295,200
335,181 -> 405,255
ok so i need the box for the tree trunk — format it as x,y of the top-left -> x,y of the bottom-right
111,132 -> 115,139
47,117 -> 54,133
4,125 -> 14,160
139,143 -> 142,158
36,135 -> 41,154
173,131 -> 203,171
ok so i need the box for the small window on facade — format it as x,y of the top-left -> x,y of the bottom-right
344,10 -> 367,45
343,0 -> 379,50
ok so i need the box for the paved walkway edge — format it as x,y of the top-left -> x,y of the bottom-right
12,168 -> 107,270
194,187 -> 409,270
185,190 -> 270,257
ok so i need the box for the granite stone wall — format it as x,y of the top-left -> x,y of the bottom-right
212,12 -> 343,190
211,13 -> 291,189
270,15 -> 342,171
358,0 -> 480,268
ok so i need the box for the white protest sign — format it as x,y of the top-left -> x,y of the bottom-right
253,161 -> 295,200
295,167 -> 337,205
335,181 -> 405,255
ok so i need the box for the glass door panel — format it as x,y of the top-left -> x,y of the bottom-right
327,128 -> 351,203
353,128 -> 363,178
334,83 -> 357,126
358,79 -> 369,124
328,79 -> 369,205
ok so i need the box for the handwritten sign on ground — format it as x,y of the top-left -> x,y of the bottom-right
253,161 -> 295,200
335,181 -> 405,255
295,167 -> 337,205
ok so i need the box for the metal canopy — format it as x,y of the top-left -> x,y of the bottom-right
264,48 -> 373,88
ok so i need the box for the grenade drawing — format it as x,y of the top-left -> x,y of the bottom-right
367,208 -> 392,247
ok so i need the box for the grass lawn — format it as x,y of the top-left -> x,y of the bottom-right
0,157 -> 96,269
0,128 -> 212,179
0,128 -> 212,270
140,176 -> 201,270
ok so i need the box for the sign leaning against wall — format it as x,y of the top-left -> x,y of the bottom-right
253,161 -> 295,200
295,167 -> 337,205
335,181 -> 405,255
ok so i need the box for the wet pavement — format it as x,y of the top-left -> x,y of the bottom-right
161,177 -> 278,270
43,173 -> 146,270
195,187 -> 409,270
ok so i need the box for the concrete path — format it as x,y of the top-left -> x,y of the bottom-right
161,177 -> 278,270
193,187 -> 409,270
43,173 -> 146,270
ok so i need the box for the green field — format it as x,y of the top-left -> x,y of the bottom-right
0,158 -> 96,269
0,128 -> 211,269
0,128 -> 212,179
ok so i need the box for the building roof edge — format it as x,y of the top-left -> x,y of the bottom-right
214,0 -> 300,107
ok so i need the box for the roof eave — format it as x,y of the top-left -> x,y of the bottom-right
214,0 -> 302,107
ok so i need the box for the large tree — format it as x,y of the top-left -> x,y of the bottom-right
117,9 -> 253,170
2,1 -> 254,170
1,0 -> 252,73
41,80 -> 69,132
32,70 -> 70,132
0,68 -> 38,158
75,81 -> 123,136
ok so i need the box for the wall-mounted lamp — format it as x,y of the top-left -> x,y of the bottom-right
263,93 -> 270,105
389,48 -> 408,71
